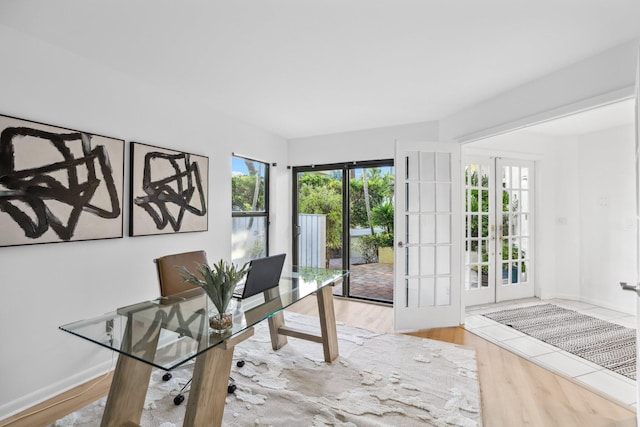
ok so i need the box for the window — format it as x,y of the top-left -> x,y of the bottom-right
231,155 -> 269,265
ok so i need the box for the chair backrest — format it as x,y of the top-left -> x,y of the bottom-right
155,250 -> 208,297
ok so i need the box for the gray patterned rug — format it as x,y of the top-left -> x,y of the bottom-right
483,304 -> 636,379
52,312 -> 482,426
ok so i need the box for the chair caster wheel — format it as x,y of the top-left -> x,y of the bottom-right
162,373 -> 172,381
174,394 -> 185,405
228,383 -> 237,394
236,360 -> 245,368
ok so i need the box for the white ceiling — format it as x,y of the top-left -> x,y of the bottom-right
1,0 -> 639,139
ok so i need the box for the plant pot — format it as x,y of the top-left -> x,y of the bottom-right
209,310 -> 233,333
377,246 -> 394,264
502,266 -> 519,283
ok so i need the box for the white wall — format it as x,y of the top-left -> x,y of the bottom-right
578,125 -> 636,312
288,121 -> 439,166
441,39 -> 638,143
0,26 -> 289,419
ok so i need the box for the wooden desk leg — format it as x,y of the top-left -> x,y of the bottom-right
101,315 -> 160,427
184,328 -> 254,427
268,312 -> 288,351
182,346 -> 233,427
100,354 -> 152,427
317,285 -> 339,362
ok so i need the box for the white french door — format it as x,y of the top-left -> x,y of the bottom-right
464,156 -> 535,306
394,141 -> 462,331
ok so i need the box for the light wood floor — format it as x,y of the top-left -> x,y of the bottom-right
2,297 -> 637,427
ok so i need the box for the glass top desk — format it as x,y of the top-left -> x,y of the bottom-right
60,267 -> 347,427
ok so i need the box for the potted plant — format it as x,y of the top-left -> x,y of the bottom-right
177,259 -> 249,333
470,242 -> 526,284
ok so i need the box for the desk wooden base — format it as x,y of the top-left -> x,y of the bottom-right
100,353 -> 152,427
268,284 -> 339,362
184,328 -> 254,426
100,328 -> 254,427
99,281 -> 340,427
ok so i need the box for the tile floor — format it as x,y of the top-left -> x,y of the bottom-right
465,298 -> 638,410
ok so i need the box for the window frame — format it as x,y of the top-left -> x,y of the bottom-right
231,154 -> 270,261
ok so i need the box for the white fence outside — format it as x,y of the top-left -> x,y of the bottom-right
298,214 -> 326,268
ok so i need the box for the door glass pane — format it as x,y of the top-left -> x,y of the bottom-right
436,246 -> 450,275
464,162 -> 491,291
407,246 -> 419,276
521,190 -> 529,212
406,214 -> 418,244
436,214 -> 450,244
503,167 -> 510,190
436,152 -> 451,181
511,167 -> 520,189
480,190 -> 489,212
407,153 -> 419,180
408,182 -> 420,212
296,169 -> 343,271
521,167 -> 529,189
436,277 -> 451,306
407,278 -> 419,308
420,183 -> 435,211
436,183 -> 451,212
420,214 -> 435,244
349,165 -> 395,302
420,277 -> 435,306
420,246 -> 435,275
420,152 -> 435,181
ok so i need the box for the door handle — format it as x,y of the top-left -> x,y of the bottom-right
397,241 -> 404,248
620,282 -> 640,295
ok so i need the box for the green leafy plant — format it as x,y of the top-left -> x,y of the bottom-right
472,242 -> 526,275
466,168 -> 525,275
177,259 -> 249,315
354,232 -> 395,263
349,168 -> 394,228
371,202 -> 394,235
355,234 -> 379,263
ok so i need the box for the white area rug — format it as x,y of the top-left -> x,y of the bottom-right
53,313 -> 482,426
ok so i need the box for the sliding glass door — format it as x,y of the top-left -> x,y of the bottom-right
293,160 -> 394,303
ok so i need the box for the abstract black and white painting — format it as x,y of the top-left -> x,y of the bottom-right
129,142 -> 208,237
0,115 -> 124,247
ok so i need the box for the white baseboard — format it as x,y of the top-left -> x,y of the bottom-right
0,359 -> 113,421
546,293 -> 635,316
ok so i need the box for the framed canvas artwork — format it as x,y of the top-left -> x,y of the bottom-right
129,141 -> 208,236
0,114 -> 125,247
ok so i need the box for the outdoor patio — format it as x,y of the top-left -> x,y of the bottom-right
332,261 -> 394,303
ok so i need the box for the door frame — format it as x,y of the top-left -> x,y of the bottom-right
292,159 -> 394,302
